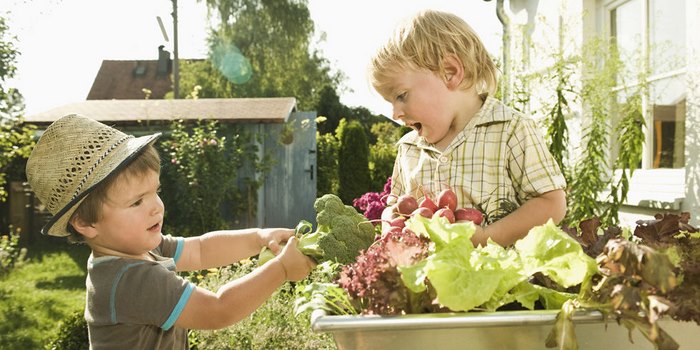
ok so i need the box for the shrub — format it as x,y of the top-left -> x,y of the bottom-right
45,308 -> 88,350
0,227 -> 26,276
159,120 -> 262,235
337,119 -> 371,204
189,261 -> 334,350
368,122 -> 404,192
316,125 -> 340,196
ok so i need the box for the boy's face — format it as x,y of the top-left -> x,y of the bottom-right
382,68 -> 456,148
87,169 -> 164,258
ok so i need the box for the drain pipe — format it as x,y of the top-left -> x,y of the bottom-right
495,0 -> 512,104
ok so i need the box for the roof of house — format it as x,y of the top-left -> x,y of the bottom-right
87,60 -> 174,100
24,98 -> 297,126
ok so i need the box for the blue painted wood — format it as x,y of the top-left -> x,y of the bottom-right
262,112 -> 317,228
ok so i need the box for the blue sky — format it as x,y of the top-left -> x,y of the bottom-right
5,0 -> 502,117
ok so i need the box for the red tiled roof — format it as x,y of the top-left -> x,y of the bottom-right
24,98 -> 297,125
86,60 -> 174,100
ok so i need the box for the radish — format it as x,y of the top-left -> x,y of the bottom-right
437,188 -> 458,211
455,208 -> 484,225
433,208 -> 455,223
381,205 -> 398,234
411,207 -> 434,218
396,194 -> 419,215
390,216 -> 406,229
418,195 -> 439,212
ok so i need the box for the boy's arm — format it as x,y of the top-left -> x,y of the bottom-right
173,237 -> 314,329
471,189 -> 567,247
176,228 -> 293,272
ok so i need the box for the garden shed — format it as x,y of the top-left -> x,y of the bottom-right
18,97 -> 317,239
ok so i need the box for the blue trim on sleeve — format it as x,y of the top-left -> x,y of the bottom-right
162,283 -> 195,331
110,262 -> 146,324
173,237 -> 184,263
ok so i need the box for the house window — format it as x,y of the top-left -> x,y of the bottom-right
609,0 -> 686,169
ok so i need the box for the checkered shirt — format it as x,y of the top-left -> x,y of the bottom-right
391,96 -> 566,224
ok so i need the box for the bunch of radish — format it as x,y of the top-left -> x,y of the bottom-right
381,188 -> 484,234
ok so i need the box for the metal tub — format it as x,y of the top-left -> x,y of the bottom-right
311,309 -> 698,349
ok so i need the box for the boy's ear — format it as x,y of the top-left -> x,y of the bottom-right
69,216 -> 98,239
443,54 -> 464,89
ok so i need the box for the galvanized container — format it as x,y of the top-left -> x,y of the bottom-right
311,309 -> 698,349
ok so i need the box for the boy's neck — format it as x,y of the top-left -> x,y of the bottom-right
435,91 -> 485,151
90,247 -> 154,261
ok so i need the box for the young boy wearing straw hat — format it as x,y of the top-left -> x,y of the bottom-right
25,114 -> 315,349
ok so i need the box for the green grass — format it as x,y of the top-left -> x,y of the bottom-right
0,237 -> 89,349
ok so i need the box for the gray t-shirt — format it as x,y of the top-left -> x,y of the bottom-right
85,234 -> 194,349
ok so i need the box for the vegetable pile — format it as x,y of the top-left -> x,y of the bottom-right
381,189 -> 484,235
259,194 -> 376,265
293,190 -> 700,350
298,188 -> 596,317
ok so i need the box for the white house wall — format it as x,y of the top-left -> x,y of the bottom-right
506,0 -> 700,227
685,0 -> 700,224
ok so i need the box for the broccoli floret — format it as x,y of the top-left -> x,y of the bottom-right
258,194 -> 376,266
301,195 -> 376,265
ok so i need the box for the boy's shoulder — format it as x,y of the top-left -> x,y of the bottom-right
473,97 -> 528,126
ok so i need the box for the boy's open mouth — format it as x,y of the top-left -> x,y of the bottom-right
410,122 -> 422,132
148,223 -> 160,232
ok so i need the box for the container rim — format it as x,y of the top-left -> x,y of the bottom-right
310,309 -> 606,333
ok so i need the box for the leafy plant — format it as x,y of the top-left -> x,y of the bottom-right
189,260 -> 334,350
336,224 -> 435,315
160,120 -> 263,235
352,177 -> 391,221
337,119 -> 371,204
604,91 -> 646,222
315,117 -> 340,195
521,17 -> 647,228
549,213 -> 700,350
0,226 -> 26,275
368,122 -> 402,191
0,118 -> 35,203
45,308 -> 88,350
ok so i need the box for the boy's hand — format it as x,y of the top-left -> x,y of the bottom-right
277,237 -> 315,281
259,228 -> 294,255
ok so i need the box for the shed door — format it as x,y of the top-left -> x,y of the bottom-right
263,112 -> 317,228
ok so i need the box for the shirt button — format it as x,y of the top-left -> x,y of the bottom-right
439,156 -> 449,163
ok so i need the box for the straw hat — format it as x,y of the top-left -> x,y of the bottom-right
26,114 -> 161,237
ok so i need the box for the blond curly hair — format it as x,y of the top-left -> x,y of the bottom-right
369,9 -> 498,98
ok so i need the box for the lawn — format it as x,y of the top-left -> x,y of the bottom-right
0,237 -> 334,349
0,237 -> 89,349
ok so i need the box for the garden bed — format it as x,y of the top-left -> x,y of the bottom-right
311,309 -> 699,350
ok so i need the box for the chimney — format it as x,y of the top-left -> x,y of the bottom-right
157,45 -> 172,77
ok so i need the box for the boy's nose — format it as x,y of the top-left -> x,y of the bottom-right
391,106 -> 403,121
153,195 -> 165,215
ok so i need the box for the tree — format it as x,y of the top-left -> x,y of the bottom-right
368,121 -> 404,191
159,120 -> 260,236
0,16 -> 24,120
314,85 -> 347,135
337,119 -> 371,204
0,16 -> 33,204
315,126 -> 339,196
190,0 -> 341,111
